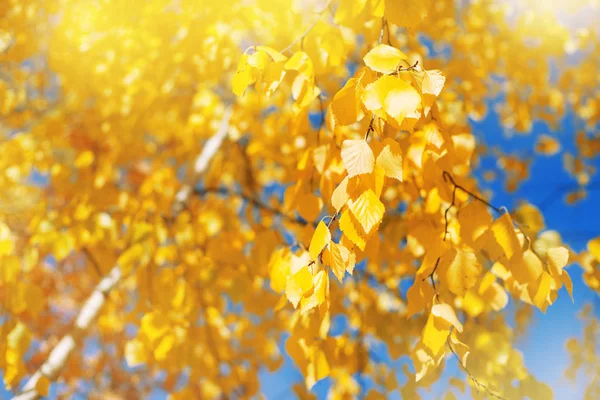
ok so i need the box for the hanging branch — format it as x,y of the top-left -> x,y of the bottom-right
193,187 -> 316,228
438,172 -> 515,400
280,0 -> 332,55
14,266 -> 123,400
442,171 -> 503,215
13,107 -> 234,400
441,170 -> 543,259
446,335 -> 508,400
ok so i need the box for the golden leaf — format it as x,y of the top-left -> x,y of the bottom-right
362,75 -> 421,126
348,189 -> 385,235
363,44 -> 408,74
309,221 -> 331,261
341,139 -> 375,178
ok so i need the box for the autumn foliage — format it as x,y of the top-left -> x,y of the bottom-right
1,0 -> 600,399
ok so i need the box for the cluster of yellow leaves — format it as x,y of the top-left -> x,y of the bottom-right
565,304 -> 600,400
579,237 -> 600,291
331,44 -> 444,130
233,46 -> 321,112
2,0 -> 598,398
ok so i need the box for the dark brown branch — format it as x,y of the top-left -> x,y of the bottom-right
364,115 -> 376,142
397,60 -> 419,73
193,187 -> 316,227
82,247 -> 102,278
427,257 -> 441,301
442,171 -> 503,214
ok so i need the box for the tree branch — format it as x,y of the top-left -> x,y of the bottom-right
446,335 -> 508,400
172,106 -> 233,215
193,187 -> 316,227
13,106 -> 233,400
14,267 -> 122,400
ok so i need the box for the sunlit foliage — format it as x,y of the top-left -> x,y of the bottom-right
1,0 -> 599,399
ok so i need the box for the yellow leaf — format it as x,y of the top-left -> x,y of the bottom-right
339,210 -> 367,251
334,0 -> 368,24
154,334 -> 176,361
309,221 -> 331,261
255,45 -> 287,63
297,191 -> 323,222
323,242 -> 348,282
535,134 -> 561,156
35,375 -> 50,396
587,237 -> 600,262
286,266 -> 314,308
448,330 -> 470,366
421,304 -> 464,361
375,139 -> 403,181
52,231 -> 74,261
562,271 -> 574,301
491,213 -> 522,260
520,375 -> 553,400
412,69 -> 445,115
458,201 -> 492,246
74,150 -> 95,168
331,177 -> 350,212
431,303 -> 463,333
1,255 -> 20,283
443,249 -> 480,297
232,54 -> 254,96
5,323 -> 31,388
332,77 -> 363,126
512,250 -> 544,285
284,51 -> 311,72
117,243 -> 146,273
462,290 -> 485,318
514,202 -> 545,237
363,44 -> 408,74
362,75 -> 421,126
301,270 -> 329,313
125,338 -> 148,367
412,342 -> 443,382
406,280 -> 435,318
385,0 -> 430,30
531,271 -> 553,312
348,189 -> 385,235
341,139 -> 374,178
140,312 -> 170,344
546,246 -> 569,276
269,248 -> 291,293
307,344 -> 330,389
422,312 -> 449,357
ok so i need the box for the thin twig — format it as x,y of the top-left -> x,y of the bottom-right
193,187 -> 316,227
444,186 -> 457,241
280,0 -> 332,55
442,171 -> 503,214
364,116 -> 376,141
82,247 -> 102,278
447,335 -> 508,400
